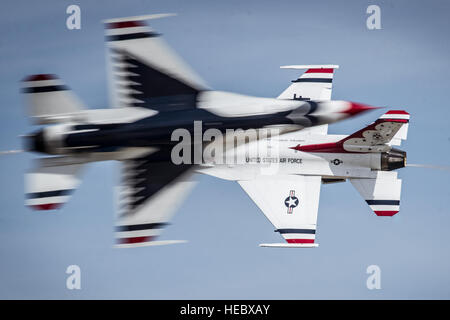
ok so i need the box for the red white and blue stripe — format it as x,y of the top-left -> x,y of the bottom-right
276,228 -> 316,244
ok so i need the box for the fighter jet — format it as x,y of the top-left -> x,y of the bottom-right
22,14 -> 376,247
199,110 -> 410,247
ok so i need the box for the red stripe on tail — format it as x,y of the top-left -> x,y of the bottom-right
385,110 -> 409,115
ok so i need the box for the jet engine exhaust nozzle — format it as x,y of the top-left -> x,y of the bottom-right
381,148 -> 406,171
25,129 -> 46,154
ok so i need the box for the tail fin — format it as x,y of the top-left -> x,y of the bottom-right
380,110 -> 410,146
350,171 -> 402,216
21,74 -> 84,124
278,65 -> 339,101
293,110 -> 410,153
340,110 -> 410,152
25,158 -> 84,210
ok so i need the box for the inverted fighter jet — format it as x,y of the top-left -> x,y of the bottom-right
22,14 -> 375,247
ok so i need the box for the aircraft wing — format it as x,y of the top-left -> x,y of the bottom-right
104,14 -> 208,111
115,148 -> 197,247
238,175 -> 322,247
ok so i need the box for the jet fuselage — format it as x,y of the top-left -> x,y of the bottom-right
26,99 -> 371,156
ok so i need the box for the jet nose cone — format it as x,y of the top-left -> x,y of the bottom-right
341,102 -> 380,116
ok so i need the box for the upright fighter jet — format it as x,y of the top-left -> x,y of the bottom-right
22,14 -> 374,247
199,110 -> 410,247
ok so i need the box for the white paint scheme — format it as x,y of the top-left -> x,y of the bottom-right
197,91 -> 305,117
21,73 -> 157,125
278,65 -> 339,135
350,171 -> 402,215
239,175 -> 321,245
25,163 -> 83,208
197,110 -> 410,247
380,113 -> 410,146
81,107 -> 158,124
389,124 -> 409,146
199,137 -> 382,179
22,77 -> 85,124
343,121 -> 406,152
277,65 -> 339,102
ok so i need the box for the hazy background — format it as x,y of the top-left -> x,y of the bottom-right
1,0 -> 449,299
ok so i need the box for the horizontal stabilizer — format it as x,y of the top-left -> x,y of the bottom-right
350,171 -> 402,216
25,160 -> 84,210
21,74 -> 84,124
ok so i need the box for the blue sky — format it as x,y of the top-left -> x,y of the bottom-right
1,0 -> 450,299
